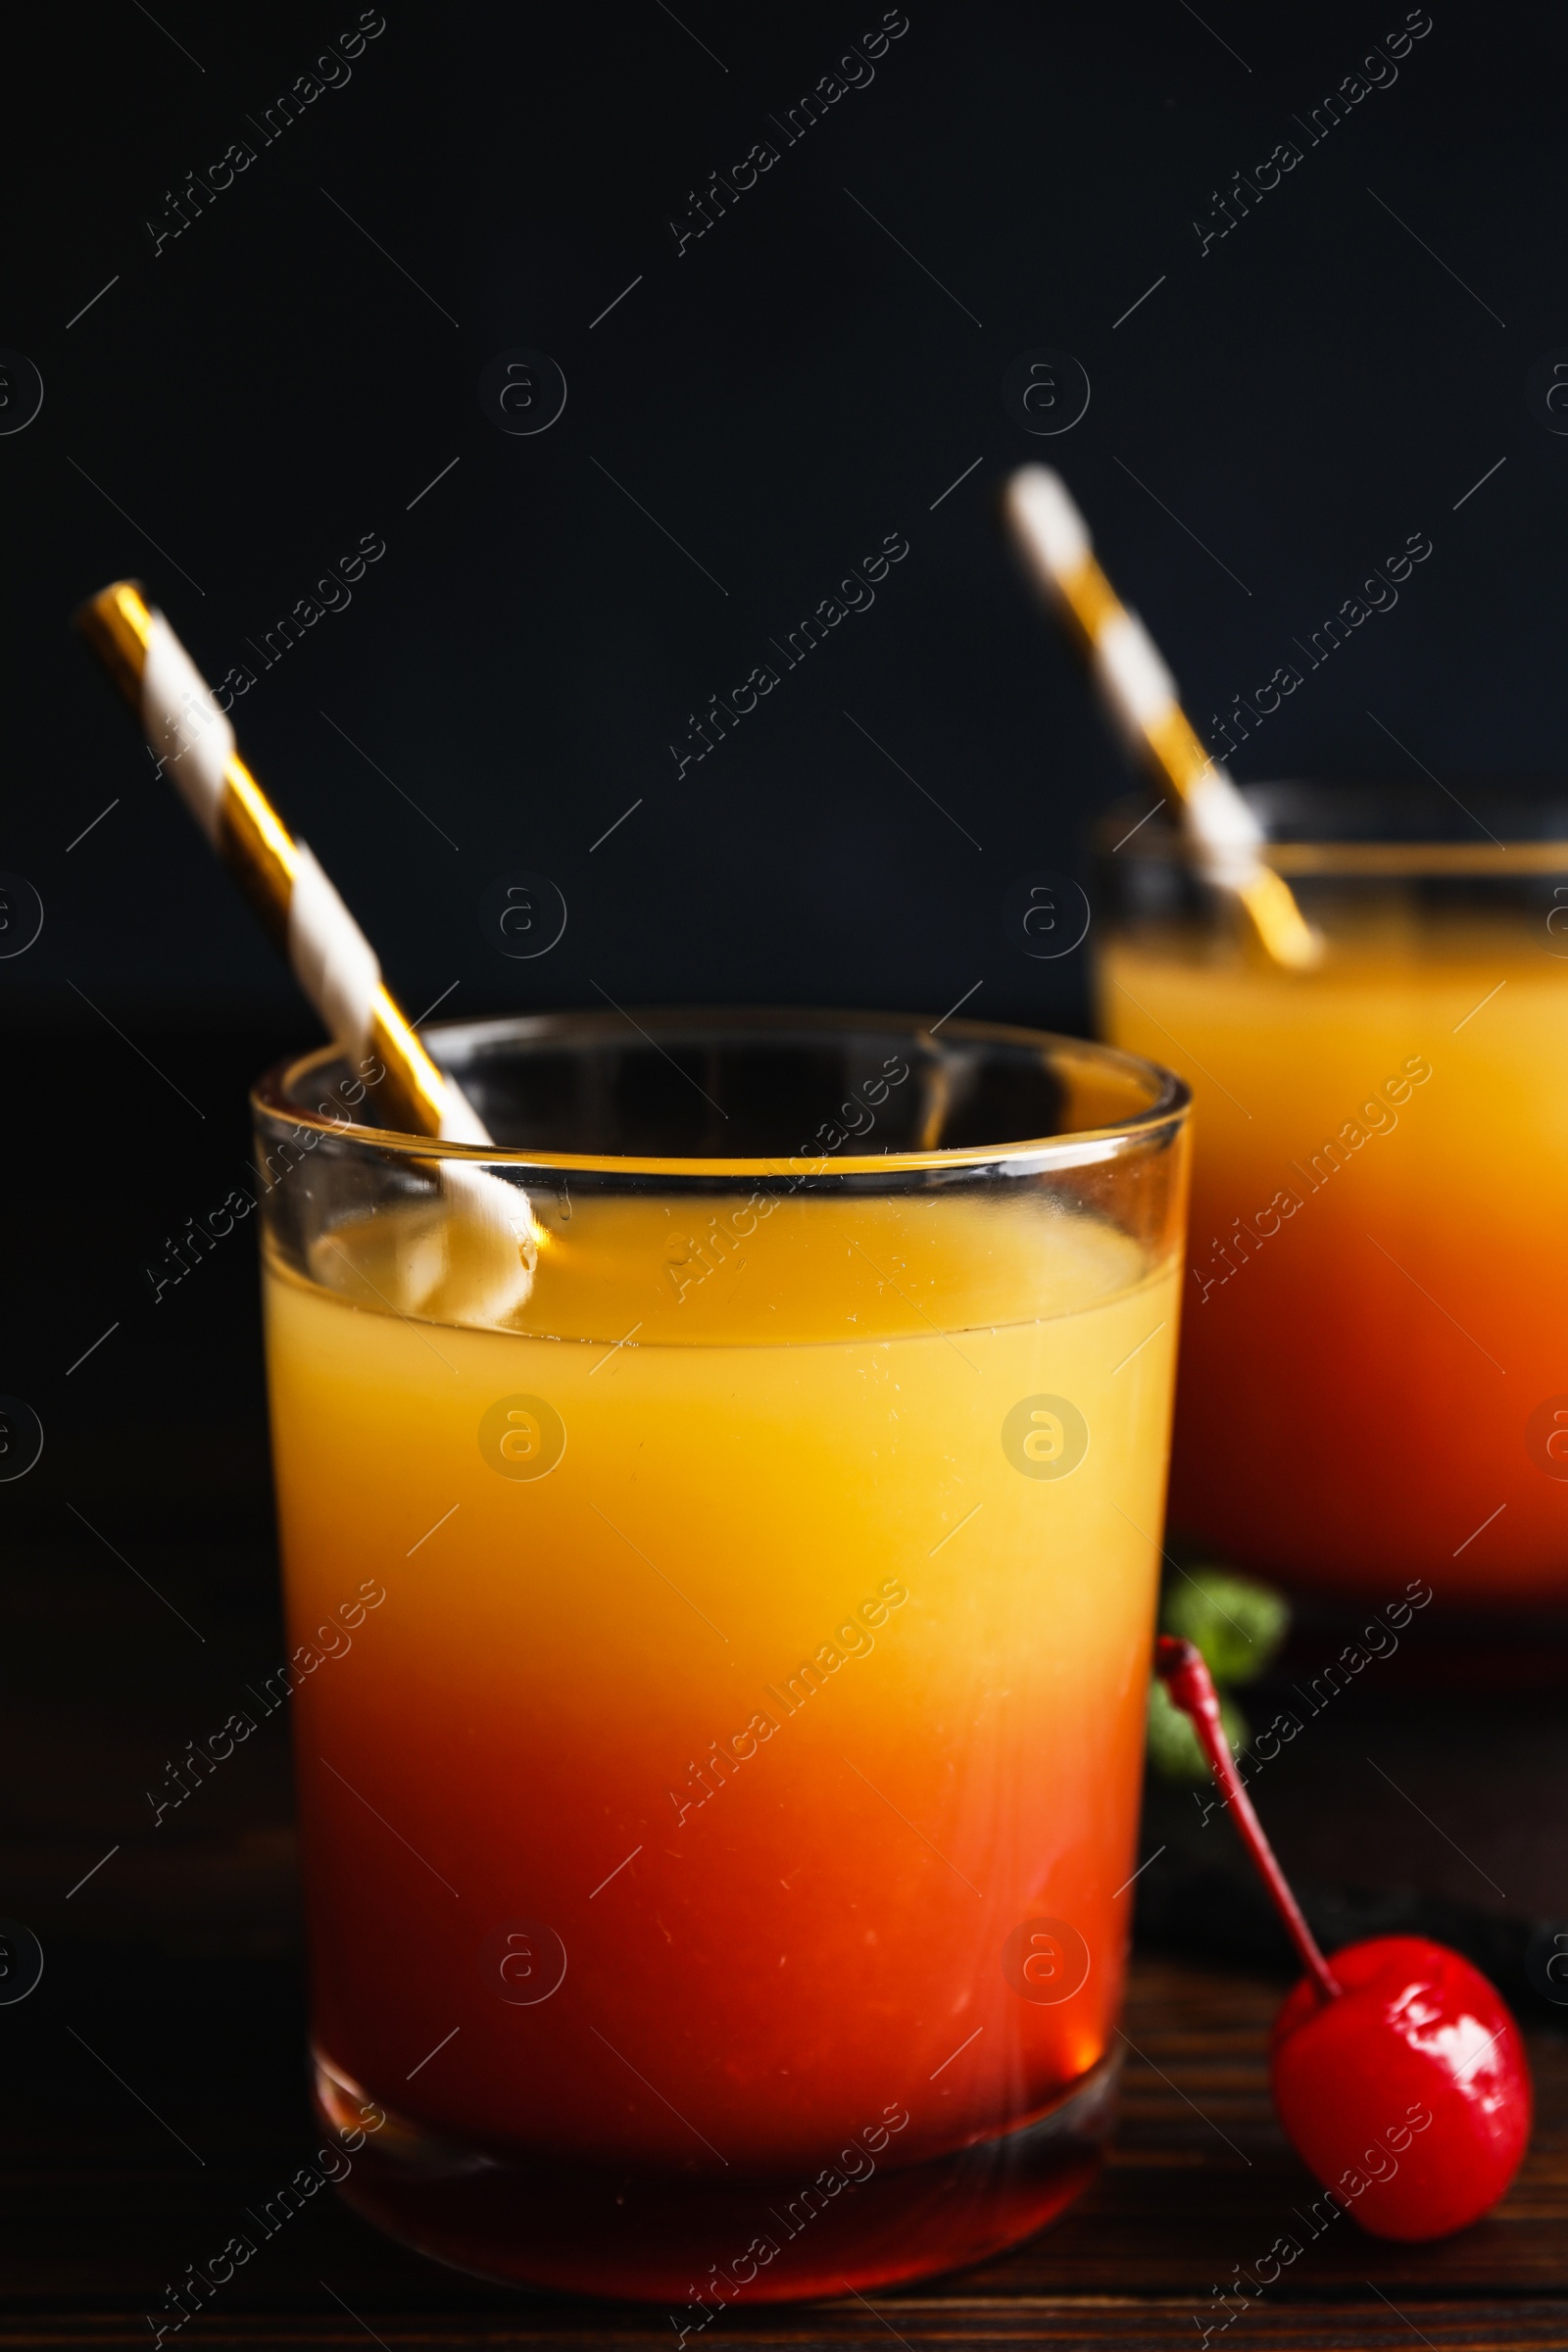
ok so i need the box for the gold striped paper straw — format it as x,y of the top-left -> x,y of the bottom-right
1003,467 -> 1321,971
75,579 -> 474,1140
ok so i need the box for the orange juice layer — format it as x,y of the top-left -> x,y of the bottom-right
1101,924 -> 1568,1600
264,1190 -> 1179,2174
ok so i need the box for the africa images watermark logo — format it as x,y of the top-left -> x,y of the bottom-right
478,1394 -> 567,1481
1002,1395 -> 1089,1480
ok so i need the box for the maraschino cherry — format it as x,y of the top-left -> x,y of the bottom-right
1154,1635 -> 1532,2240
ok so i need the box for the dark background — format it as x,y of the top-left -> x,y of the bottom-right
4,4 -> 1566,2328
8,0 -> 1562,1441
8,0 -> 1559,1040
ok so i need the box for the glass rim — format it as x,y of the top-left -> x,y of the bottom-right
1095,783 -> 1568,877
251,1004 -> 1190,1181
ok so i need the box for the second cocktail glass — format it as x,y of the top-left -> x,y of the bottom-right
1098,784 -> 1568,1604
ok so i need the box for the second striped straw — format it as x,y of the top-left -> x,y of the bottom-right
1004,466 -> 1321,972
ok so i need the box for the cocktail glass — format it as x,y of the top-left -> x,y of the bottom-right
1097,784 -> 1568,1604
252,1006 -> 1189,2299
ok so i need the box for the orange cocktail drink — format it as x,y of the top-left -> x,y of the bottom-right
254,1009 -> 1189,2300
1097,788 -> 1568,1604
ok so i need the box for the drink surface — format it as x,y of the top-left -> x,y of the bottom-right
1101,920 -> 1568,1598
264,1188 -> 1179,2173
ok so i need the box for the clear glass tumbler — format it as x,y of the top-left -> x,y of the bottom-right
251,1006 -> 1189,2301
1096,783 -> 1568,1606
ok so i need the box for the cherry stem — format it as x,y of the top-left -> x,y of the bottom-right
1154,1635 -> 1341,2004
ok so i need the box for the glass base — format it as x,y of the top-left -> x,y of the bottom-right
314,2048 -> 1116,2303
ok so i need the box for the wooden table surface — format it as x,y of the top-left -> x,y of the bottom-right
5,1931 -> 1565,2350
6,1458 -> 1560,2342
5,1352 -> 1566,2346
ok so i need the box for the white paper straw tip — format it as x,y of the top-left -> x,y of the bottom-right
1004,466 -> 1092,581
